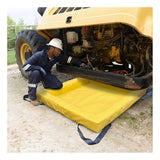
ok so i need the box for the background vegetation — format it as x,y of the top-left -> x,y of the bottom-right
7,16 -> 36,65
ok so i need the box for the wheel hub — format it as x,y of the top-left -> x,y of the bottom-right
20,42 -> 32,64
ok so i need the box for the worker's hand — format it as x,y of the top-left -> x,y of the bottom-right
80,63 -> 88,68
40,67 -> 46,77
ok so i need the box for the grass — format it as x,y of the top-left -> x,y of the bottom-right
7,50 -> 16,65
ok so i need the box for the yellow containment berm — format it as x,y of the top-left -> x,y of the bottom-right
37,78 -> 146,133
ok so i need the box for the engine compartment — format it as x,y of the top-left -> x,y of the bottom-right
50,23 -> 152,77
44,23 -> 153,89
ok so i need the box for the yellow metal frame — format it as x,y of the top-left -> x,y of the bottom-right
37,7 -> 153,39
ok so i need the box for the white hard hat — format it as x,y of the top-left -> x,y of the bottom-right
47,38 -> 63,51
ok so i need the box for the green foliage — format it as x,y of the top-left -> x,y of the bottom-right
7,16 -> 26,49
7,16 -> 16,49
7,16 -> 36,50
7,16 -> 37,65
15,18 -> 26,34
7,16 -> 16,25
7,50 -> 16,65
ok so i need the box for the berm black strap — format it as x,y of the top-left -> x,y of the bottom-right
140,88 -> 152,100
23,94 -> 31,102
77,123 -> 111,145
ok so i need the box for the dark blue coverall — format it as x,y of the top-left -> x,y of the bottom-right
22,49 -> 81,100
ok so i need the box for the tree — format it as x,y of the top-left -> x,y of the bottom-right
7,16 -> 36,50
7,16 -> 27,49
17,18 -> 25,26
7,16 -> 16,49
7,16 -> 16,26
16,18 -> 25,35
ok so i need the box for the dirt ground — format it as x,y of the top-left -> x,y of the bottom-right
7,64 -> 152,152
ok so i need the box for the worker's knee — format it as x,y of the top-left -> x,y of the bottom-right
44,81 -> 63,89
42,74 -> 63,89
32,70 -> 41,77
30,70 -> 41,81
54,80 -> 63,89
57,83 -> 63,89
26,70 -> 41,83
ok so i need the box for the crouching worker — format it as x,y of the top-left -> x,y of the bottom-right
22,38 -> 86,106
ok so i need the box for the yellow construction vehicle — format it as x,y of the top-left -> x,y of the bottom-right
15,7 -> 152,89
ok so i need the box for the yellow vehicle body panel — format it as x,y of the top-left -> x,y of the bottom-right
37,78 -> 146,132
37,7 -> 153,38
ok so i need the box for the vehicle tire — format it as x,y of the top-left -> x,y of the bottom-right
15,30 -> 48,78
